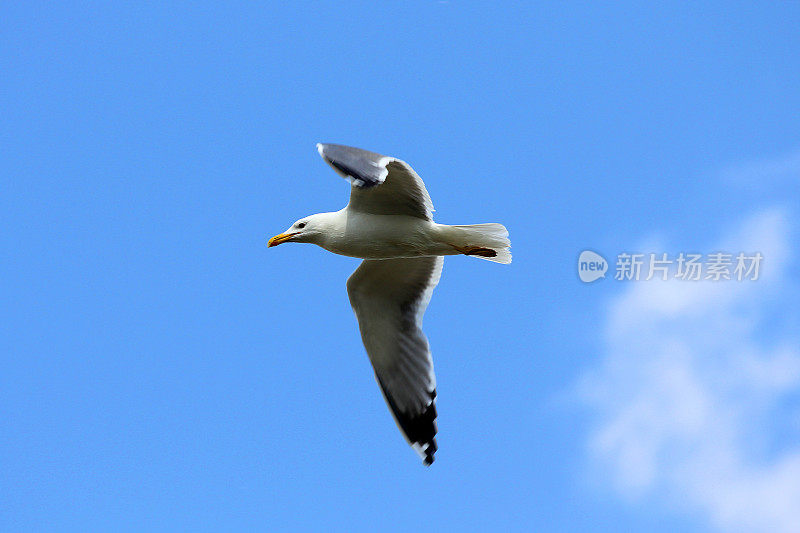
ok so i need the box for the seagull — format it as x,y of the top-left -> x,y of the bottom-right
268,143 -> 510,465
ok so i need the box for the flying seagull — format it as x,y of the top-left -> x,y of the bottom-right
268,143 -> 511,465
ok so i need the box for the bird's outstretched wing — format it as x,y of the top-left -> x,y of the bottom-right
317,143 -> 434,221
346,256 -> 443,465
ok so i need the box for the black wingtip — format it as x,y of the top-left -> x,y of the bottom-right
422,441 -> 437,466
315,143 -> 388,188
375,376 -> 439,465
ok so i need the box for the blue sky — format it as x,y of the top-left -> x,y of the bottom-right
3,2 -> 800,531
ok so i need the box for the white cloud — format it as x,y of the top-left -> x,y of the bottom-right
579,208 -> 800,532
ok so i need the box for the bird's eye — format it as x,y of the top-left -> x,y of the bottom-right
297,222 -> 307,229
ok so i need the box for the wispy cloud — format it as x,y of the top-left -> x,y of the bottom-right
579,208 -> 800,532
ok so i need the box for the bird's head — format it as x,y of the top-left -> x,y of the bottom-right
268,213 -> 328,247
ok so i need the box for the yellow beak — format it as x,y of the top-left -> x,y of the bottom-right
267,232 -> 299,247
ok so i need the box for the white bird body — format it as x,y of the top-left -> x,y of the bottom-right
308,210 -> 491,260
268,143 -> 510,465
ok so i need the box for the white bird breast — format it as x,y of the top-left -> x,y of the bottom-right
321,212 -> 453,260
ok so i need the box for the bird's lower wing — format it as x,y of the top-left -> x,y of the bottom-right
346,256 -> 443,465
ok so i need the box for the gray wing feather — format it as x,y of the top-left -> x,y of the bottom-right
346,256 -> 443,465
317,143 -> 434,220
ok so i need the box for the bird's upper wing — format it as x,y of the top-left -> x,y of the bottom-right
317,143 -> 434,221
346,256 -> 443,465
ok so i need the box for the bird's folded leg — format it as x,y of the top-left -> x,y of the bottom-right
452,245 -> 498,258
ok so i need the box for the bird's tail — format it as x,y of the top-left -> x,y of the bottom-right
446,223 -> 511,264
